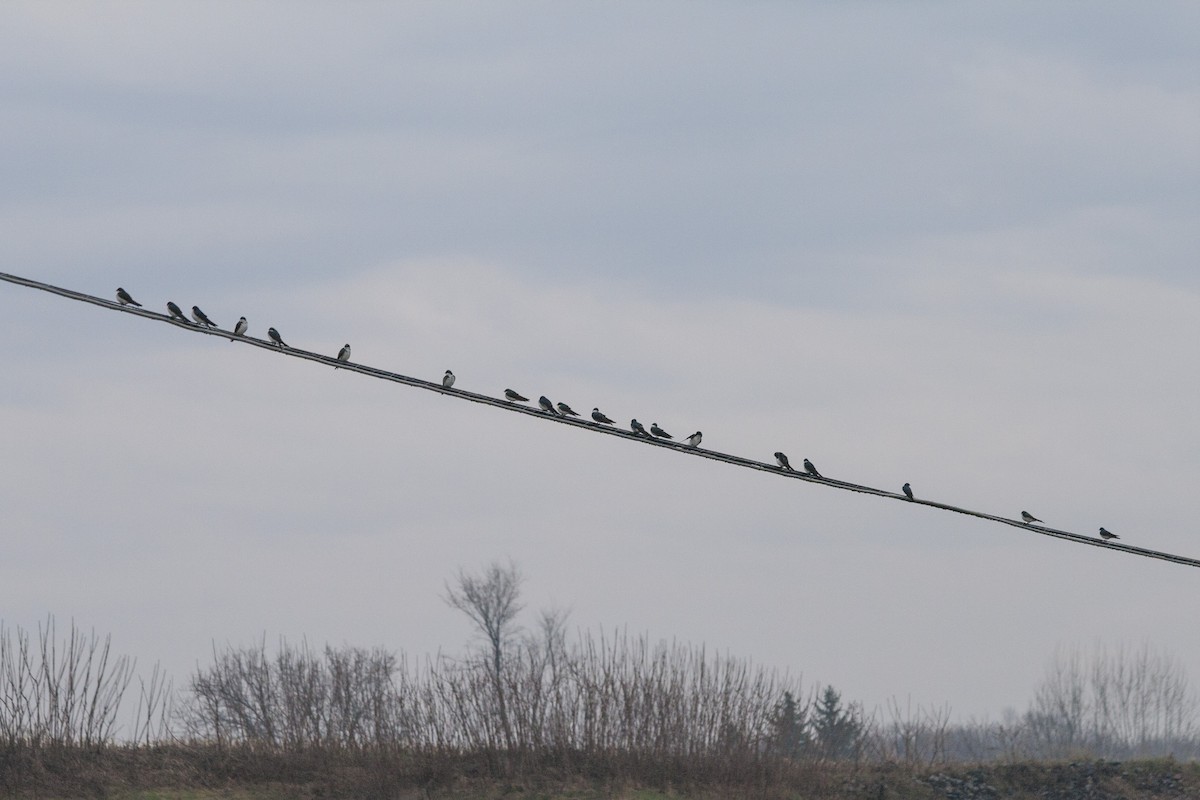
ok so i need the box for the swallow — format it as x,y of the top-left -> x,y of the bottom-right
630,419 -> 648,436
191,305 -> 216,327
556,402 -> 580,417
504,389 -> 529,402
902,482 -> 914,500
443,370 -> 455,388
166,301 -> 190,323
1099,527 -> 1120,541
803,458 -> 822,478
268,327 -> 287,347
592,408 -> 615,425
685,431 -> 702,447
231,316 -> 248,340
649,423 -> 673,439
335,344 -> 351,367
775,452 -> 794,471
1021,511 -> 1042,524
115,287 -> 141,307
539,396 -> 558,414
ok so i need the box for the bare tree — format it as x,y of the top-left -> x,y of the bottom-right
532,606 -> 570,675
1025,642 -> 1199,759
443,559 -> 525,749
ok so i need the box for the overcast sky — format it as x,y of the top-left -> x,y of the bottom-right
2,2 -> 1198,724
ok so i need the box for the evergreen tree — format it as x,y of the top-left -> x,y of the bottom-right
769,690 -> 810,758
812,685 -> 864,759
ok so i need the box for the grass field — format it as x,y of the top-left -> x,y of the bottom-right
2,745 -> 1198,800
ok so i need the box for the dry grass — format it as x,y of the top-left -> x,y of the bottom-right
3,744 -> 1199,800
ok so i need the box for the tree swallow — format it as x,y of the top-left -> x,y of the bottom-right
630,419 -> 648,436
231,316 -> 248,340
443,370 -> 455,388
539,396 -> 558,414
1099,527 -> 1120,541
556,402 -> 580,417
268,327 -> 287,347
191,305 -> 216,327
116,287 -> 141,307
167,301 -> 190,323
335,344 -> 351,367
775,452 -> 793,471
1021,511 -> 1042,524
592,408 -> 615,425
685,431 -> 702,447
902,482 -> 914,500
504,389 -> 529,402
649,423 -> 673,439
803,458 -> 822,478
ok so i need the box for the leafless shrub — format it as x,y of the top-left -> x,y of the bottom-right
178,637 -> 401,751
866,696 -> 951,766
178,627 -> 815,785
131,662 -> 173,745
1023,642 -> 1200,759
0,616 -> 136,747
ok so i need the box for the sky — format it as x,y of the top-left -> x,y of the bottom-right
2,2 -> 1198,726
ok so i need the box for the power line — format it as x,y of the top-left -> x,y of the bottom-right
4,270 -> 1197,570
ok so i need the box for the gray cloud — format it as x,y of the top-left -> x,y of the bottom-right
1,2 -> 1197,720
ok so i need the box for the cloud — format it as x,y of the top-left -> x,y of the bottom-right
1,2 -> 1198,723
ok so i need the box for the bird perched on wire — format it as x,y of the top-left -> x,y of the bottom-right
649,423 -> 673,440
191,305 -> 216,328
115,288 -> 141,307
556,402 -> 579,417
630,419 -> 649,436
539,396 -> 558,414
504,389 -> 529,402
1099,527 -> 1120,541
268,327 -> 287,348
166,301 -> 190,323
1020,511 -> 1042,524
685,431 -> 702,447
442,370 -> 455,388
231,316 -> 248,340
592,408 -> 614,425
803,458 -> 822,478
775,452 -> 794,471
335,344 -> 351,368
902,482 -> 914,500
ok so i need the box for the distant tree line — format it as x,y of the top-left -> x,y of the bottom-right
2,565 -> 1197,775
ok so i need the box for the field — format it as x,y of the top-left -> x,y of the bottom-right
2,745 -> 1199,800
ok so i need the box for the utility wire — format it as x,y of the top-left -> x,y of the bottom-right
4,270 -> 1197,570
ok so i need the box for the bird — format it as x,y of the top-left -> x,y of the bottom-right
115,287 -> 141,307
685,431 -> 702,447
267,327 -> 287,348
191,305 -> 216,327
539,396 -> 558,414
166,301 -> 190,323
630,419 -> 648,436
1021,511 -> 1042,524
1099,527 -> 1120,541
649,423 -> 673,439
231,316 -> 248,340
902,482 -> 914,500
775,452 -> 794,471
556,402 -> 580,417
803,458 -> 822,478
504,389 -> 529,402
443,370 -> 455,388
592,408 -> 615,425
335,344 -> 351,367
